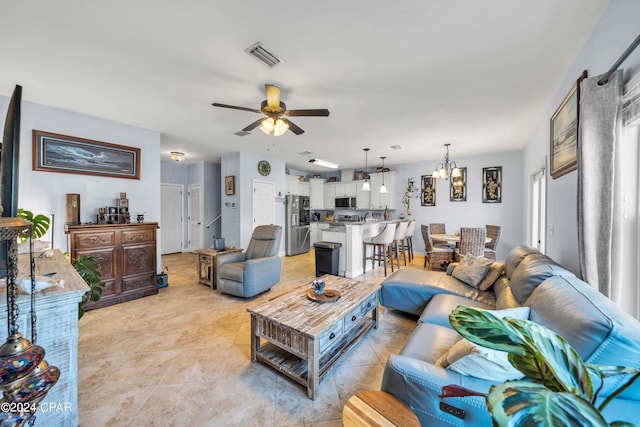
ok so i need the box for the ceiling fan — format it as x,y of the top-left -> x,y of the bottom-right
212,84 -> 330,136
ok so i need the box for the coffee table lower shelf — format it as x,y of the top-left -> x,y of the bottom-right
255,319 -> 375,395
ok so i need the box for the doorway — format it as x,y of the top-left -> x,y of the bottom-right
188,184 -> 203,251
530,163 -> 546,253
161,183 -> 184,254
252,180 -> 275,229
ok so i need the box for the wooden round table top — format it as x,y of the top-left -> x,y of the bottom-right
342,390 -> 420,427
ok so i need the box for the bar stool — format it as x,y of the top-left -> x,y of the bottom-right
391,221 -> 409,268
402,220 -> 416,262
362,222 -> 397,276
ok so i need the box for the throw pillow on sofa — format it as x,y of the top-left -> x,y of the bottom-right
452,255 -> 494,288
435,306 -> 531,382
476,261 -> 505,291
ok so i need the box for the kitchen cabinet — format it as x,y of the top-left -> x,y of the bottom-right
286,175 -> 309,196
324,182 -> 336,209
309,178 -> 325,209
309,222 -> 330,245
369,172 -> 397,210
355,179 -> 371,210
334,182 -> 357,197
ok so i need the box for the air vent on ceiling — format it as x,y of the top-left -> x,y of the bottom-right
234,130 -> 251,136
298,151 -> 312,156
390,145 -> 402,150
245,42 -> 281,68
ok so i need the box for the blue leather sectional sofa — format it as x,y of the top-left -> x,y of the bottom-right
378,246 -> 640,426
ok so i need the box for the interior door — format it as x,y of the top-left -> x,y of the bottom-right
530,164 -> 546,253
188,184 -> 203,251
160,183 -> 184,254
252,180 -> 275,229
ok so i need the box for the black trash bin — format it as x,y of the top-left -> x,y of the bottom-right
313,241 -> 341,277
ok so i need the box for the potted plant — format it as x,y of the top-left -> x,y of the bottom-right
441,306 -> 640,427
17,208 -> 50,241
73,255 -> 105,319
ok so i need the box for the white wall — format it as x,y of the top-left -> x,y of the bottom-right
221,151 -> 286,253
0,97 -> 162,269
523,0 -> 640,274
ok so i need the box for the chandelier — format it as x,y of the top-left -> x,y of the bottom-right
432,143 -> 460,180
169,151 -> 185,162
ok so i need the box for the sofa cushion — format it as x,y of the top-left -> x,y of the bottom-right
504,245 -> 542,278
435,307 -> 531,381
493,276 -> 521,309
477,261 -> 505,291
510,256 -> 574,305
399,322 -> 461,364
452,255 -> 494,288
418,294 -> 493,327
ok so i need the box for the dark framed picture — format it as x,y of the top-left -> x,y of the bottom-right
550,70 -> 587,179
32,130 -> 140,179
225,176 -> 235,195
482,166 -> 502,203
450,167 -> 467,202
421,175 -> 436,206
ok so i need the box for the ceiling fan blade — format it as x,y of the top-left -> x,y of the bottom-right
280,118 -> 305,135
265,84 -> 281,109
242,118 -> 263,132
285,109 -> 330,117
211,103 -> 261,114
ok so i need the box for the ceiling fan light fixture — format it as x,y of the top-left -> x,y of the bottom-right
169,151 -> 185,162
260,117 -> 275,134
273,118 -> 289,136
309,158 -> 339,169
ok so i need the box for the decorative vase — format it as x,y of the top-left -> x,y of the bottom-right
384,207 -> 390,220
407,198 -> 413,216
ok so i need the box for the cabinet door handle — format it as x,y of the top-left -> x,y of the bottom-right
366,302 -> 372,308
351,315 -> 357,322
329,332 -> 335,340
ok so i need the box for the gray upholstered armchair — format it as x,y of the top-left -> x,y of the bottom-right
216,225 -> 283,298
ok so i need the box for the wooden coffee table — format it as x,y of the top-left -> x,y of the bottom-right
246,275 -> 380,400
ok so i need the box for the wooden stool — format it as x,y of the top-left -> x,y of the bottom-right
342,390 -> 420,427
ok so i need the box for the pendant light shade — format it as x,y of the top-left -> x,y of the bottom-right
379,156 -> 388,193
362,148 -> 371,191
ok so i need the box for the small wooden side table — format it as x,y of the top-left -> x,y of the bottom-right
195,248 -> 241,289
342,390 -> 420,427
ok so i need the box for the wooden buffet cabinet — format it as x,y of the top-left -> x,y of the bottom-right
65,222 -> 159,310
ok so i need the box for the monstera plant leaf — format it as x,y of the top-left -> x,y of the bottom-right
450,306 -> 593,400
487,381 -> 608,427
17,208 -> 50,240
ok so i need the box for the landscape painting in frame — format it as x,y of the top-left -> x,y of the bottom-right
421,175 -> 436,206
482,166 -> 502,203
32,130 -> 140,179
550,70 -> 587,179
450,167 -> 466,202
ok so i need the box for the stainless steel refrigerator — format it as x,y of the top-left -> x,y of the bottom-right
285,195 -> 311,256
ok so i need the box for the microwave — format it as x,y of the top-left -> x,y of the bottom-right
335,197 -> 356,209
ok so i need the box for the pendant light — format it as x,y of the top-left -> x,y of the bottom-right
362,148 -> 371,191
379,156 -> 388,193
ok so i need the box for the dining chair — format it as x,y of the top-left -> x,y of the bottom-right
421,225 -> 454,270
363,222 -> 397,276
484,225 -> 501,260
429,223 -> 449,246
391,221 -> 409,268
455,227 -> 487,262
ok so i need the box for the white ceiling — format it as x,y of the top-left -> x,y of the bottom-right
0,0 -> 607,173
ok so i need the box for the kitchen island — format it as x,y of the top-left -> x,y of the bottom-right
321,221 -> 397,278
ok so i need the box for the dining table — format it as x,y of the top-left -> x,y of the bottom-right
431,233 -> 492,244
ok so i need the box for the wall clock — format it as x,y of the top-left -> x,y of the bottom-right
258,160 -> 271,176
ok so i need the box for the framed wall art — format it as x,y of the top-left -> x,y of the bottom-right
225,176 -> 235,195
450,167 -> 466,202
550,70 -> 587,179
421,175 -> 436,206
32,130 -> 140,179
482,166 -> 502,203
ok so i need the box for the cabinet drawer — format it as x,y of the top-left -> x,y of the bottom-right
319,322 -> 343,353
122,273 -> 156,293
122,228 -> 154,244
73,232 -> 115,249
360,294 -> 377,315
343,306 -> 363,333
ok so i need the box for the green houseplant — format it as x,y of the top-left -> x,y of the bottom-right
17,208 -> 50,241
441,306 -> 640,427
73,255 -> 105,319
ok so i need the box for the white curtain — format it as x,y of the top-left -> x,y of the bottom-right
578,70 -> 623,296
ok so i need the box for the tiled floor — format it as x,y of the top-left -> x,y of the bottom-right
78,249 -> 426,426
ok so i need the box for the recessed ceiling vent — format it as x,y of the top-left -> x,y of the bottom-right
245,42 -> 281,68
390,145 -> 402,150
298,151 -> 312,156
234,130 -> 251,136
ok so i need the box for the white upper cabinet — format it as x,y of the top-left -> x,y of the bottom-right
324,182 -> 336,209
369,172 -> 397,210
309,178 -> 325,209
